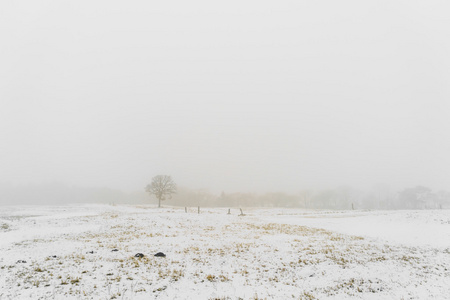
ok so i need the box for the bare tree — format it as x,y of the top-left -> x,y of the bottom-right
145,175 -> 177,208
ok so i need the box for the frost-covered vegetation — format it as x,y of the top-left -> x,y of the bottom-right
1,205 -> 450,299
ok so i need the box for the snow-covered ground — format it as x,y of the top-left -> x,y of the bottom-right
1,205 -> 449,299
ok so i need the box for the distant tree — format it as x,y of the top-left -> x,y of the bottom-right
313,189 -> 335,209
334,186 -> 354,209
436,190 -> 450,209
399,186 -> 431,209
145,175 -> 177,208
299,190 -> 312,208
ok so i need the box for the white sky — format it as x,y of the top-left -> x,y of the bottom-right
1,0 -> 450,193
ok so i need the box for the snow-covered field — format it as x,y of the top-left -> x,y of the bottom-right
1,205 -> 450,299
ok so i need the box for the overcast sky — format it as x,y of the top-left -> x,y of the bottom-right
1,0 -> 450,193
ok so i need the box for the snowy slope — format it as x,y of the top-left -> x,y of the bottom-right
1,205 -> 449,299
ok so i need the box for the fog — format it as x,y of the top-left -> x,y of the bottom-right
1,1 -> 450,205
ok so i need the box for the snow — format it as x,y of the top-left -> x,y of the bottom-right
1,205 -> 450,299
263,210 -> 450,249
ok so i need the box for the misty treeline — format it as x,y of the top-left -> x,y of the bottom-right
169,186 -> 450,210
1,183 -> 449,210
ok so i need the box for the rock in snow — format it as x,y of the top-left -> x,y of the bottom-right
154,252 -> 166,257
